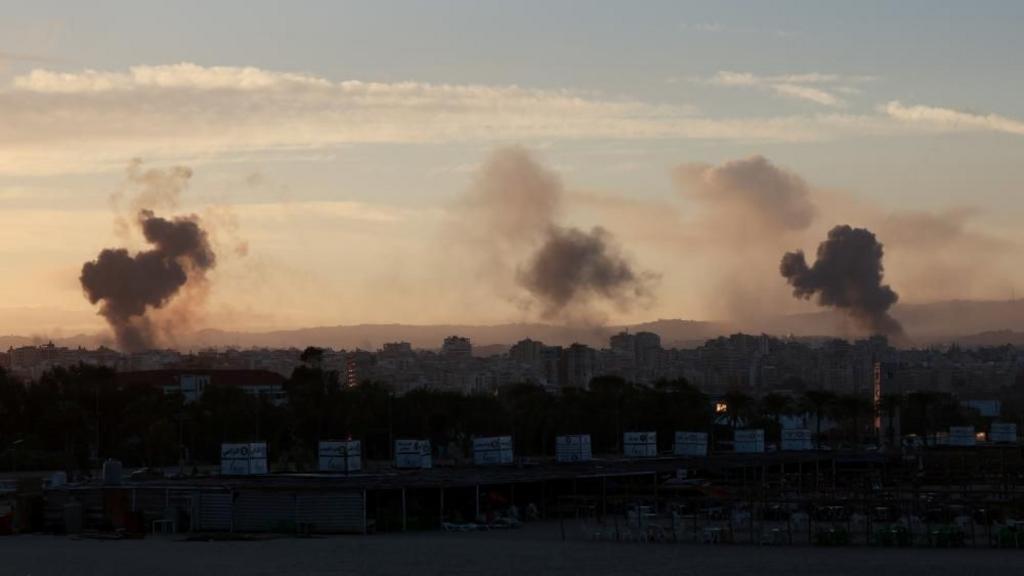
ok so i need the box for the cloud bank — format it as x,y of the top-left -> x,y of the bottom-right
6,63 -> 1022,176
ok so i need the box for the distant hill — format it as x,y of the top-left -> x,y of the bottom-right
943,330 -> 1024,348
0,333 -> 104,351
3,299 -> 1023,352
758,299 -> 1024,346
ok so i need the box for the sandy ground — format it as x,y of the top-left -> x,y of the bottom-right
3,523 -> 1022,576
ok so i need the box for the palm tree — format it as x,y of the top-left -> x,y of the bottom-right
833,393 -> 874,447
722,389 -> 754,430
798,389 -> 837,450
760,392 -> 792,442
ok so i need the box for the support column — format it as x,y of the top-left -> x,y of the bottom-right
401,488 -> 407,532
653,473 -> 659,514
601,476 -> 607,518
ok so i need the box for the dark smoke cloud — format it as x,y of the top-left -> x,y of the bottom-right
456,147 -> 655,320
780,225 -> 905,339
518,226 -> 654,318
80,210 -> 216,351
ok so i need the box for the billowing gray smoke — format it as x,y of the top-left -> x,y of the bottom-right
519,226 -> 653,318
460,147 -> 655,320
80,210 -> 216,351
780,225 -> 905,339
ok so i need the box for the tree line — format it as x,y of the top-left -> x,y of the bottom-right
0,361 -> 1015,474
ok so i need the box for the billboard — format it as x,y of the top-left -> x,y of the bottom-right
673,432 -> 708,457
991,422 -> 1018,443
781,429 -> 813,451
221,442 -> 268,476
473,436 -> 514,465
734,429 -> 765,454
395,439 -> 432,469
556,435 -> 593,462
624,431 -> 657,458
319,440 -> 362,472
948,426 -> 976,447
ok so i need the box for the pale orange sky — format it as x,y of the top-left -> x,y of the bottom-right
2,3 -> 1023,337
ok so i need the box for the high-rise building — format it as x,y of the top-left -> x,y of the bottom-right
540,345 -> 563,388
634,331 -> 662,372
441,336 -> 472,359
510,338 -> 544,365
562,343 -> 596,389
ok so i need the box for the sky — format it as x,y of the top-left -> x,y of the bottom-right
1,1 -> 1023,339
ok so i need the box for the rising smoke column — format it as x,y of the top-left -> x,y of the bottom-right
458,147 -> 655,319
80,210 -> 216,351
672,155 -> 820,326
780,225 -> 905,339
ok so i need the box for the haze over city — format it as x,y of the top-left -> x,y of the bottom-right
2,1 -> 1024,349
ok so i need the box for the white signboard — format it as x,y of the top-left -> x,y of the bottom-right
734,429 -> 765,454
473,436 -> 514,465
948,426 -> 976,447
395,439 -> 432,469
624,431 -> 657,458
674,432 -> 708,457
221,442 -> 268,476
781,429 -> 813,451
556,435 -> 593,462
319,440 -> 362,472
991,422 -> 1018,443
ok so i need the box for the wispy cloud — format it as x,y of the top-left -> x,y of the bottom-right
14,63 -> 331,92
0,63 -> 858,175
703,71 -> 874,107
1,63 -> 1020,176
884,101 -> 1024,136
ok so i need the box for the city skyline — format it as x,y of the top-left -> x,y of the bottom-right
2,2 -> 1023,345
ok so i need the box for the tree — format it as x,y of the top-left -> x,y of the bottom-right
722,389 -> 755,430
760,392 -> 793,441
299,346 -> 325,366
832,393 -> 874,447
798,389 -> 837,450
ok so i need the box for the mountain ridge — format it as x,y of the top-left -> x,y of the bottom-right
3,299 -> 1023,352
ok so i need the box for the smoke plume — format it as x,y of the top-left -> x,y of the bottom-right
519,226 -> 654,318
673,155 -> 819,324
80,210 -> 216,351
457,147 -> 655,320
675,155 -> 816,234
780,225 -> 905,339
